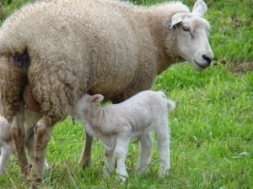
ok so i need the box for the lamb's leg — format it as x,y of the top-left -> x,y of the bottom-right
31,116 -> 54,187
115,136 -> 129,181
79,131 -> 93,169
104,138 -> 116,174
156,120 -> 170,176
11,106 -> 29,180
136,132 -> 152,174
0,144 -> 14,175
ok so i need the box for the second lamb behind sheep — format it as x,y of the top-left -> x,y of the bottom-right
74,90 -> 176,181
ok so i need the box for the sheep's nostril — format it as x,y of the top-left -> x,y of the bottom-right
202,55 -> 212,65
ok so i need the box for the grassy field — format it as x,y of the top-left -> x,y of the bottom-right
1,0 -> 253,188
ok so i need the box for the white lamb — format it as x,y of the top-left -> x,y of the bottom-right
0,109 -> 48,175
74,90 -> 176,181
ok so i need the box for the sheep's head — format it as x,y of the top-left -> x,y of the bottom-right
167,0 -> 214,71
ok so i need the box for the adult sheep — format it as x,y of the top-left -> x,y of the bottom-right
0,0 -> 213,186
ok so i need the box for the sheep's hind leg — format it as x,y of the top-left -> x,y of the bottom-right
30,116 -> 54,188
136,132 -> 152,174
79,131 -> 93,169
24,109 -> 41,166
11,105 -> 29,180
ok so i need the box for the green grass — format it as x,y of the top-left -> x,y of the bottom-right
1,0 -> 253,188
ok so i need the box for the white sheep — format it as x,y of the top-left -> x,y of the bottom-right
0,109 -> 48,175
74,90 -> 176,181
0,0 -> 213,184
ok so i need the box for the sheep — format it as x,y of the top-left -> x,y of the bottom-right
0,0 -> 213,185
0,109 -> 48,175
74,90 -> 176,181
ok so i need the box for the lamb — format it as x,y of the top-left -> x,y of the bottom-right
0,109 -> 48,175
0,0 -> 213,186
74,90 -> 176,181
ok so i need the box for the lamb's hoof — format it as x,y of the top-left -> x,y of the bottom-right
159,169 -> 170,177
117,174 -> 128,183
102,167 -> 112,177
0,170 -> 5,176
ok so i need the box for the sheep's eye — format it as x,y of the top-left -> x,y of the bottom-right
182,26 -> 190,31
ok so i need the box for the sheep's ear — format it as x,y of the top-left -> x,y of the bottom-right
192,0 -> 207,17
90,94 -> 104,104
168,13 -> 184,29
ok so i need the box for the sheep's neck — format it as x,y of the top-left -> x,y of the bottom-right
143,7 -> 185,74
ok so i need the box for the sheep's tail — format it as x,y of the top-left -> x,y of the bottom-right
167,100 -> 176,111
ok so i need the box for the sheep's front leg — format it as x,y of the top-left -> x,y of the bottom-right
11,106 -> 29,180
31,116 -> 54,187
136,132 -> 152,174
115,136 -> 130,181
79,131 -> 93,169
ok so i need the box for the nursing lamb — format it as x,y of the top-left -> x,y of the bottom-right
74,91 -> 176,181
0,0 -> 213,185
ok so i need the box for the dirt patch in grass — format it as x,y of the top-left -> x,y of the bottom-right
226,61 -> 253,75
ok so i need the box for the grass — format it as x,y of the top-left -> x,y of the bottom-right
1,0 -> 253,188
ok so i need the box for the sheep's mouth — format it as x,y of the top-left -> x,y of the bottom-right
194,60 -> 209,69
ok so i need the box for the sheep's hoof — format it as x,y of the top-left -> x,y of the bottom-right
21,173 -> 27,181
31,183 -> 39,189
79,159 -> 91,169
21,169 -> 30,181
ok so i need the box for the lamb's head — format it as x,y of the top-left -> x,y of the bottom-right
85,94 -> 104,107
167,0 -> 214,71
75,94 -> 104,116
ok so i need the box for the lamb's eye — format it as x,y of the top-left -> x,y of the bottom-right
182,26 -> 190,31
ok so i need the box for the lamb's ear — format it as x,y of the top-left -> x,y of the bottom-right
90,94 -> 104,105
192,0 -> 207,17
168,13 -> 184,29
167,100 -> 176,111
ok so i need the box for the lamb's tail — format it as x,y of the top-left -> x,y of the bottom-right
167,100 -> 176,111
